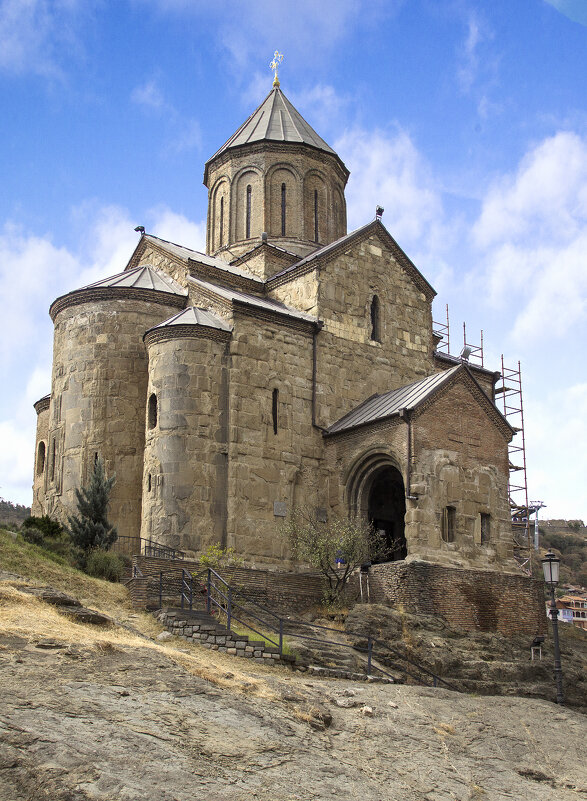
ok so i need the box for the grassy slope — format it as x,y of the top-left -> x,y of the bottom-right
0,528 -> 130,616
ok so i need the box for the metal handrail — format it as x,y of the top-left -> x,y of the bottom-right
155,566 -> 455,688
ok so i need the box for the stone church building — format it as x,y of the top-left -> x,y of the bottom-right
32,79 -> 545,631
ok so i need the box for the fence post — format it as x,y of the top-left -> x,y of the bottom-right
227,586 -> 232,631
367,636 -> 372,675
159,572 -> 163,610
206,569 -> 211,614
189,574 -> 193,611
279,619 -> 283,656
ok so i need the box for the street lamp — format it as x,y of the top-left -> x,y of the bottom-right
541,551 -> 564,704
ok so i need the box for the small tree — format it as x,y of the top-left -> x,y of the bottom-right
281,507 -> 388,604
68,458 -> 117,556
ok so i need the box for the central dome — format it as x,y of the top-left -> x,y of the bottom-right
203,86 -> 349,264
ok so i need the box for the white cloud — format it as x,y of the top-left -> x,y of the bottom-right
471,132 -> 587,345
525,382 -> 587,519
131,79 -> 166,112
0,0 -> 86,77
336,126 -> 445,247
457,15 -> 482,93
147,207 -> 206,251
290,84 -> 349,136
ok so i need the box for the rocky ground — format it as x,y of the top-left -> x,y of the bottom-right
1,576 -> 586,800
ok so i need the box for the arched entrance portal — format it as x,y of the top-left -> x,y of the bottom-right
367,466 -> 407,562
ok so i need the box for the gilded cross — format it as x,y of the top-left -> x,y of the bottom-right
270,50 -> 284,87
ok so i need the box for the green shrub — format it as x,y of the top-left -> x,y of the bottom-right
85,549 -> 125,582
22,515 -> 64,539
21,515 -> 72,559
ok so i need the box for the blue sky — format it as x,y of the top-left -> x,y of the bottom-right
1,0 -> 586,520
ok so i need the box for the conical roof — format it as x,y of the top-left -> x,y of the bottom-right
82,264 -> 187,296
204,87 -> 347,182
149,306 -> 232,332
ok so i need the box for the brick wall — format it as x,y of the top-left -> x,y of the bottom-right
130,555 -> 326,613
348,560 -> 547,636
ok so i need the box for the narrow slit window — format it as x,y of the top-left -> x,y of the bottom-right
480,513 -> 491,544
148,393 -> 158,429
36,441 -> 46,475
272,388 -> 278,435
281,182 -> 286,236
148,473 -> 152,493
314,189 -> 319,243
370,295 -> 381,342
246,185 -> 252,239
219,196 -> 224,246
49,438 -> 56,482
442,506 -> 456,543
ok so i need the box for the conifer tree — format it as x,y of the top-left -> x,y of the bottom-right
68,458 -> 117,554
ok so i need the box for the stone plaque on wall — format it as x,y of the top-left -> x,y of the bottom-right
273,501 -> 287,518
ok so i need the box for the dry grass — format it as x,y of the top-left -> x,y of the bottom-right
0,581 -> 274,700
0,529 -> 130,616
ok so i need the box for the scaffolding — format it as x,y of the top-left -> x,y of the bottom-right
495,358 -> 533,574
433,304 -> 450,354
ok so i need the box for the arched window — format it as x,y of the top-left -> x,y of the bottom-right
370,295 -> 381,342
219,196 -> 224,246
281,182 -> 286,236
36,441 -> 46,475
246,185 -> 252,239
314,189 -> 319,243
272,388 -> 279,435
148,393 -> 158,429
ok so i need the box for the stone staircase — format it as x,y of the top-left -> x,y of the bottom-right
156,608 -> 296,667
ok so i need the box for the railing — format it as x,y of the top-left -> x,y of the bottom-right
115,535 -> 186,560
155,566 -> 455,690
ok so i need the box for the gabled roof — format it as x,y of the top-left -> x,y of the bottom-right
204,87 -> 348,183
127,234 -> 264,288
82,264 -> 187,296
325,364 -> 514,438
148,306 -> 232,332
266,219 -> 437,302
188,276 -> 319,327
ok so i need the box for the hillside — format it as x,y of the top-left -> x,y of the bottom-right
1,529 -> 586,800
0,499 -> 31,528
540,519 -> 587,589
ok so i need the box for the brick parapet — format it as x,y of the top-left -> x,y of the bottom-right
346,561 -> 547,636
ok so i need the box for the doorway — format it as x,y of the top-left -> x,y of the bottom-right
367,466 -> 407,563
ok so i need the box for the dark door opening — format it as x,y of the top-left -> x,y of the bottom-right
368,466 -> 407,563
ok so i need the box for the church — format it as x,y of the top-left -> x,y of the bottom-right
32,71 -> 524,588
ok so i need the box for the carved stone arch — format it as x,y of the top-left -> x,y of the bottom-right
265,163 -> 302,239
345,446 -> 407,562
303,169 -> 328,244
209,175 -> 230,253
232,166 -> 263,243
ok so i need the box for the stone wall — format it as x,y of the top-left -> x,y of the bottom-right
142,327 -> 231,554
348,561 -> 547,636
44,293 -> 183,543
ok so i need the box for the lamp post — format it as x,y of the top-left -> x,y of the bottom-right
541,551 -> 564,705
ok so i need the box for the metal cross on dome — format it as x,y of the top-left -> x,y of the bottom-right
270,50 -> 284,86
